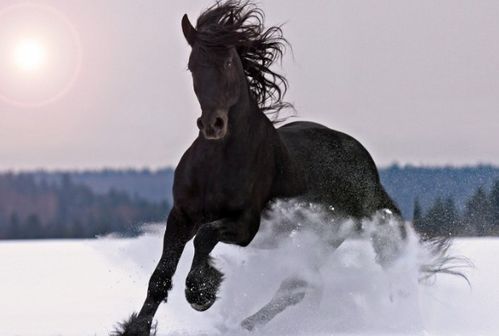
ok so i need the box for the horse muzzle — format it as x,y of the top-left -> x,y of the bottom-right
197,110 -> 228,140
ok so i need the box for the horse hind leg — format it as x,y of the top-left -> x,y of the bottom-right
240,275 -> 326,332
240,277 -> 310,331
368,208 -> 408,268
363,186 -> 406,267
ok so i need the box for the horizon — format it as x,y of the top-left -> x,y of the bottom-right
1,162 -> 499,174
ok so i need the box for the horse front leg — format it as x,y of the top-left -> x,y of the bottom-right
113,208 -> 193,336
185,209 -> 260,311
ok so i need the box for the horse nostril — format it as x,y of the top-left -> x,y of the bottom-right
214,117 -> 224,130
197,117 -> 204,130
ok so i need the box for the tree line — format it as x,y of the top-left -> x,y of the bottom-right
0,173 -> 170,239
413,180 -> 499,237
2,171 -> 499,239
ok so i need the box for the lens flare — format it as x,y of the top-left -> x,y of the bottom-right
0,4 -> 82,107
13,38 -> 46,72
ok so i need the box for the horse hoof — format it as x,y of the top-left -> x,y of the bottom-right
185,282 -> 218,311
111,313 -> 157,336
190,301 -> 214,312
241,317 -> 256,331
185,263 -> 223,311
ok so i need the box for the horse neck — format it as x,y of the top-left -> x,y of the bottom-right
227,83 -> 277,145
225,83 -> 302,199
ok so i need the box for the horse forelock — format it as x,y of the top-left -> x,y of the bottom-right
193,0 -> 293,123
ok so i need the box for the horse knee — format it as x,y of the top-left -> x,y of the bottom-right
235,230 -> 254,247
147,272 -> 172,303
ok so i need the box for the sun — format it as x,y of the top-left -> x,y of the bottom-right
12,38 -> 47,73
0,3 -> 82,107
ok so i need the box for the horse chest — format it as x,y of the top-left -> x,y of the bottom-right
177,165 -> 250,223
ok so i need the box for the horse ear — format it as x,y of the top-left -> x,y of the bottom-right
181,14 -> 197,46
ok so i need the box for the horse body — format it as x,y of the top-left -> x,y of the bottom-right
113,2 -> 404,335
175,118 -> 398,229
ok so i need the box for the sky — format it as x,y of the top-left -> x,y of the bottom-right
0,0 -> 498,170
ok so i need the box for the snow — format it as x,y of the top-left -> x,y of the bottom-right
1,222 -> 498,335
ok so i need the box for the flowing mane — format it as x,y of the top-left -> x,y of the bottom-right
195,0 -> 292,120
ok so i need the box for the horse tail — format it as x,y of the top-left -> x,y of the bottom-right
417,235 -> 473,285
407,204 -> 473,285
374,187 -> 471,284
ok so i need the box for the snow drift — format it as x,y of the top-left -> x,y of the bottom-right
109,200 -> 474,336
1,200 -> 497,336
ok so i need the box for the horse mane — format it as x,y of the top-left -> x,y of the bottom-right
195,0 -> 293,122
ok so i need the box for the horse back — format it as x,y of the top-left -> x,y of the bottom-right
277,121 -> 397,218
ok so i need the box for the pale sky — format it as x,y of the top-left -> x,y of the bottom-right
1,0 -> 498,170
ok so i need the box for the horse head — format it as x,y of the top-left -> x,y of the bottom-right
182,14 -> 244,141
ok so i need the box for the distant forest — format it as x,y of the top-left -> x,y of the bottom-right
0,173 -> 169,239
1,165 -> 499,239
413,182 -> 499,237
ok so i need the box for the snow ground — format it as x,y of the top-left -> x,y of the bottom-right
0,221 -> 498,336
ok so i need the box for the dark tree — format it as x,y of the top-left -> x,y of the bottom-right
442,197 -> 459,236
424,198 -> 447,237
463,186 -> 493,235
412,197 -> 428,237
25,214 -> 43,239
490,180 -> 499,234
413,197 -> 422,223
8,213 -> 21,239
415,196 -> 460,238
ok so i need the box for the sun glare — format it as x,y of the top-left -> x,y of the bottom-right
13,38 -> 46,72
0,3 -> 82,107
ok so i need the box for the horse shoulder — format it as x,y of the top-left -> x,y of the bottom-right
171,141 -> 202,212
269,132 -> 307,198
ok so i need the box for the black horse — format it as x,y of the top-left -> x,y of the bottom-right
114,1 -> 406,335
